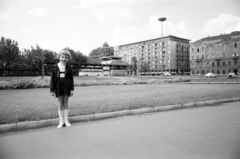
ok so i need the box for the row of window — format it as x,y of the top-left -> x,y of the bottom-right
121,41 -> 189,50
191,43 -> 239,53
206,53 -> 239,58
140,51 -> 167,56
191,47 -> 204,53
193,53 -> 239,60
141,57 -> 168,61
193,60 -> 238,67
141,42 -> 168,49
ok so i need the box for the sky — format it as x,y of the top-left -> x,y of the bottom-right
0,0 -> 240,55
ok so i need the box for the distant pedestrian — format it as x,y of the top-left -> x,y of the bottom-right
50,50 -> 74,128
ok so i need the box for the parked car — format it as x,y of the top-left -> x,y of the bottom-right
164,72 -> 172,76
205,72 -> 217,78
228,72 -> 238,78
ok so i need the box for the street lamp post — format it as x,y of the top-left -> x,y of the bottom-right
158,17 -> 167,76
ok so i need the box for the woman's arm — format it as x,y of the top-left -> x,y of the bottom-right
69,67 -> 74,91
50,66 -> 55,93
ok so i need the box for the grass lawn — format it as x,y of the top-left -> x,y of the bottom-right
0,76 -> 36,81
1,83 -> 240,125
0,75 -> 239,83
0,76 -> 121,82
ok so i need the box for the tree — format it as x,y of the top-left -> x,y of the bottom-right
75,50 -> 87,63
131,56 -> 138,76
0,37 -> 20,72
44,49 -> 59,63
20,48 -> 40,72
140,62 -> 150,72
20,48 -> 57,76
31,44 -> 45,79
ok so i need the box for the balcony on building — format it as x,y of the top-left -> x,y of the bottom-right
232,54 -> 239,60
215,57 -> 222,61
195,58 -> 201,62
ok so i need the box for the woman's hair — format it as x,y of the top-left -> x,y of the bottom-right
57,50 -> 72,60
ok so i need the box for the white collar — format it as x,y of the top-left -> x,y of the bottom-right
58,63 -> 66,72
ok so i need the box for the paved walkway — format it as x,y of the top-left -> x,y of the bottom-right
1,102 -> 240,159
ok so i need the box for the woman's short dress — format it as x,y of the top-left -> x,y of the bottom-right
55,71 -> 71,97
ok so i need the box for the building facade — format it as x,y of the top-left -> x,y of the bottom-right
190,31 -> 240,75
114,35 -> 190,74
88,42 -> 114,64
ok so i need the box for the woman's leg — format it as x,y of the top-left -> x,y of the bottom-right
63,95 -> 71,127
57,96 -> 64,128
57,96 -> 64,111
63,95 -> 69,110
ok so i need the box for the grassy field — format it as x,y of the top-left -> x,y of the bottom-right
0,75 -> 239,83
0,81 -> 240,125
0,76 -> 120,82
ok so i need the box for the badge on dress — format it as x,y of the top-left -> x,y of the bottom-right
60,73 -> 65,78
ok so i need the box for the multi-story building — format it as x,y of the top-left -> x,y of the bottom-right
190,31 -> 240,75
114,35 -> 190,74
88,42 -> 114,64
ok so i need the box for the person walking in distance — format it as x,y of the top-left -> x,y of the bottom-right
50,50 -> 74,128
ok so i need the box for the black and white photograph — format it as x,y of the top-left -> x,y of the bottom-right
0,0 -> 240,158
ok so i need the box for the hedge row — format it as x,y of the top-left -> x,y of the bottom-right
0,77 -> 50,90
0,77 -> 191,90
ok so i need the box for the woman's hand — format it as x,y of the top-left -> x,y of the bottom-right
70,90 -> 74,96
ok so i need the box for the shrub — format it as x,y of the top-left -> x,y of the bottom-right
32,76 -> 50,88
0,77 -> 191,90
0,76 -> 50,90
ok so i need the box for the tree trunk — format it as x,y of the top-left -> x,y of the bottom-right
41,62 -> 44,80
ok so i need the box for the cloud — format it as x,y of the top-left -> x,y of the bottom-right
113,25 -> 142,45
28,7 -> 50,17
96,7 -> 135,24
72,4 -> 86,10
4,5 -> 14,12
75,0 -> 190,44
70,32 -> 79,37
113,16 -> 190,45
0,12 -> 11,20
202,14 -> 240,36
19,28 -> 31,35
167,21 -> 189,38
41,35 -> 47,39
76,0 -> 147,25
145,16 -> 190,39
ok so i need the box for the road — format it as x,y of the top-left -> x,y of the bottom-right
1,102 -> 240,159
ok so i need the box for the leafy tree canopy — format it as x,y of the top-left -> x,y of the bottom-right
0,37 -> 20,67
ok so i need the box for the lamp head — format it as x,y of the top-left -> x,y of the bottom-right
158,17 -> 167,22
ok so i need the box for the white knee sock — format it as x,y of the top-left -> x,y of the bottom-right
57,110 -> 64,128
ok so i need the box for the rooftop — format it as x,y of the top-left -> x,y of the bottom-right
195,31 -> 240,43
98,56 -> 122,60
115,35 -> 191,47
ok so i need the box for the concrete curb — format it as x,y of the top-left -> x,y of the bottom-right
1,97 -> 240,134
184,82 -> 240,84
69,114 -> 95,123
17,120 -> 47,131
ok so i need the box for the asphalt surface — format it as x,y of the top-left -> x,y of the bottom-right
0,101 -> 240,159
